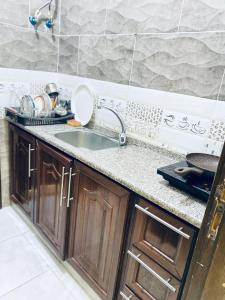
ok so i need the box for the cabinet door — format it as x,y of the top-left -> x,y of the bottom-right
36,140 -> 73,258
131,199 -> 195,280
10,125 -> 36,221
124,247 -> 180,300
68,162 -> 130,300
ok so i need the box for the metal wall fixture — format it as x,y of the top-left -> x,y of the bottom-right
29,0 -> 56,30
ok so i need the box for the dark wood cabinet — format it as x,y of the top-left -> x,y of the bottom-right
9,125 -> 36,221
67,162 -> 130,300
131,199 -> 195,280
36,140 -> 73,258
9,123 -> 198,300
119,198 -> 196,300
123,247 -> 180,300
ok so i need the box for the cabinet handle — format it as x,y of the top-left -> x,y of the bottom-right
60,167 -> 68,207
127,250 -> 176,293
135,204 -> 190,240
28,144 -> 35,178
120,291 -> 132,300
67,168 -> 77,208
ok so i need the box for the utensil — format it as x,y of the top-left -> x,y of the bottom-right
45,83 -> 58,95
45,83 -> 58,109
174,153 -> 219,178
55,107 -> 67,116
71,85 -> 95,126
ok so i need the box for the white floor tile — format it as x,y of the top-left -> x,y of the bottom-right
52,264 -> 92,300
23,231 -> 62,269
0,207 -> 92,300
0,209 -> 23,243
0,271 -> 77,300
7,208 -> 32,234
0,236 -> 48,297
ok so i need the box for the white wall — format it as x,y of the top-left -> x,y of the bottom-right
0,68 -> 224,155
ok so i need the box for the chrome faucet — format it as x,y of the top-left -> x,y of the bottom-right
97,104 -> 127,146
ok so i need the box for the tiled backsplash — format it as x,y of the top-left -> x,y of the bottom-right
1,1 -> 225,101
0,68 -> 224,156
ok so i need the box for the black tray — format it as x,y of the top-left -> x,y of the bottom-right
6,107 -> 74,126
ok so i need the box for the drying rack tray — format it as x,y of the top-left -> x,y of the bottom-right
6,107 -> 74,126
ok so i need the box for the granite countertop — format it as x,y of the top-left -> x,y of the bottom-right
9,122 -> 206,228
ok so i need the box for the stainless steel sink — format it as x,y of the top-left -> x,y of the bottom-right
54,129 -> 119,150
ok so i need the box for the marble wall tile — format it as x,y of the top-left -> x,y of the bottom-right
106,0 -> 182,34
58,36 -> 79,75
0,24 -> 58,72
179,0 -> 225,32
29,0 -> 60,34
60,0 -> 107,35
0,0 -> 28,28
131,33 -> 225,99
78,35 -> 134,85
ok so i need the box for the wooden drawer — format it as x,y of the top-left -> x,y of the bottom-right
131,199 -> 196,279
119,286 -> 140,300
124,247 -> 180,300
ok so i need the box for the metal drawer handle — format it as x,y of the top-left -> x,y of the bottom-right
128,250 -> 176,293
28,144 -> 35,178
67,168 -> 77,208
135,204 -> 190,240
120,291 -> 132,300
60,167 -> 68,207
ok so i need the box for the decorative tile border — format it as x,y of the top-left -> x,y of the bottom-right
208,120 -> 225,142
161,110 -> 210,137
125,100 -> 163,138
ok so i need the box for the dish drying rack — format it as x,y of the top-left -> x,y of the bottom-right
6,107 -> 74,126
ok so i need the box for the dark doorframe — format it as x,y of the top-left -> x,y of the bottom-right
182,142 -> 225,300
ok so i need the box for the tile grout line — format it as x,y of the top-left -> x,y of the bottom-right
28,0 -> 31,29
58,0 -> 62,36
2,20 -> 225,37
129,35 -> 137,85
56,0 -> 62,72
0,233 -> 24,245
216,68 -> 225,101
0,270 -> 50,299
54,30 -> 225,38
76,36 -> 81,75
56,35 -> 60,72
177,0 -> 186,32
104,0 -> 109,35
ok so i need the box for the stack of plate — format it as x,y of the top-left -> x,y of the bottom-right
20,93 -> 52,118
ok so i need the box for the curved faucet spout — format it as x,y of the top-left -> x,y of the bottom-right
97,104 -> 127,146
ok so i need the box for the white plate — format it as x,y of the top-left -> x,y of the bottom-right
34,96 -> 45,115
71,85 -> 95,125
42,93 -> 52,112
